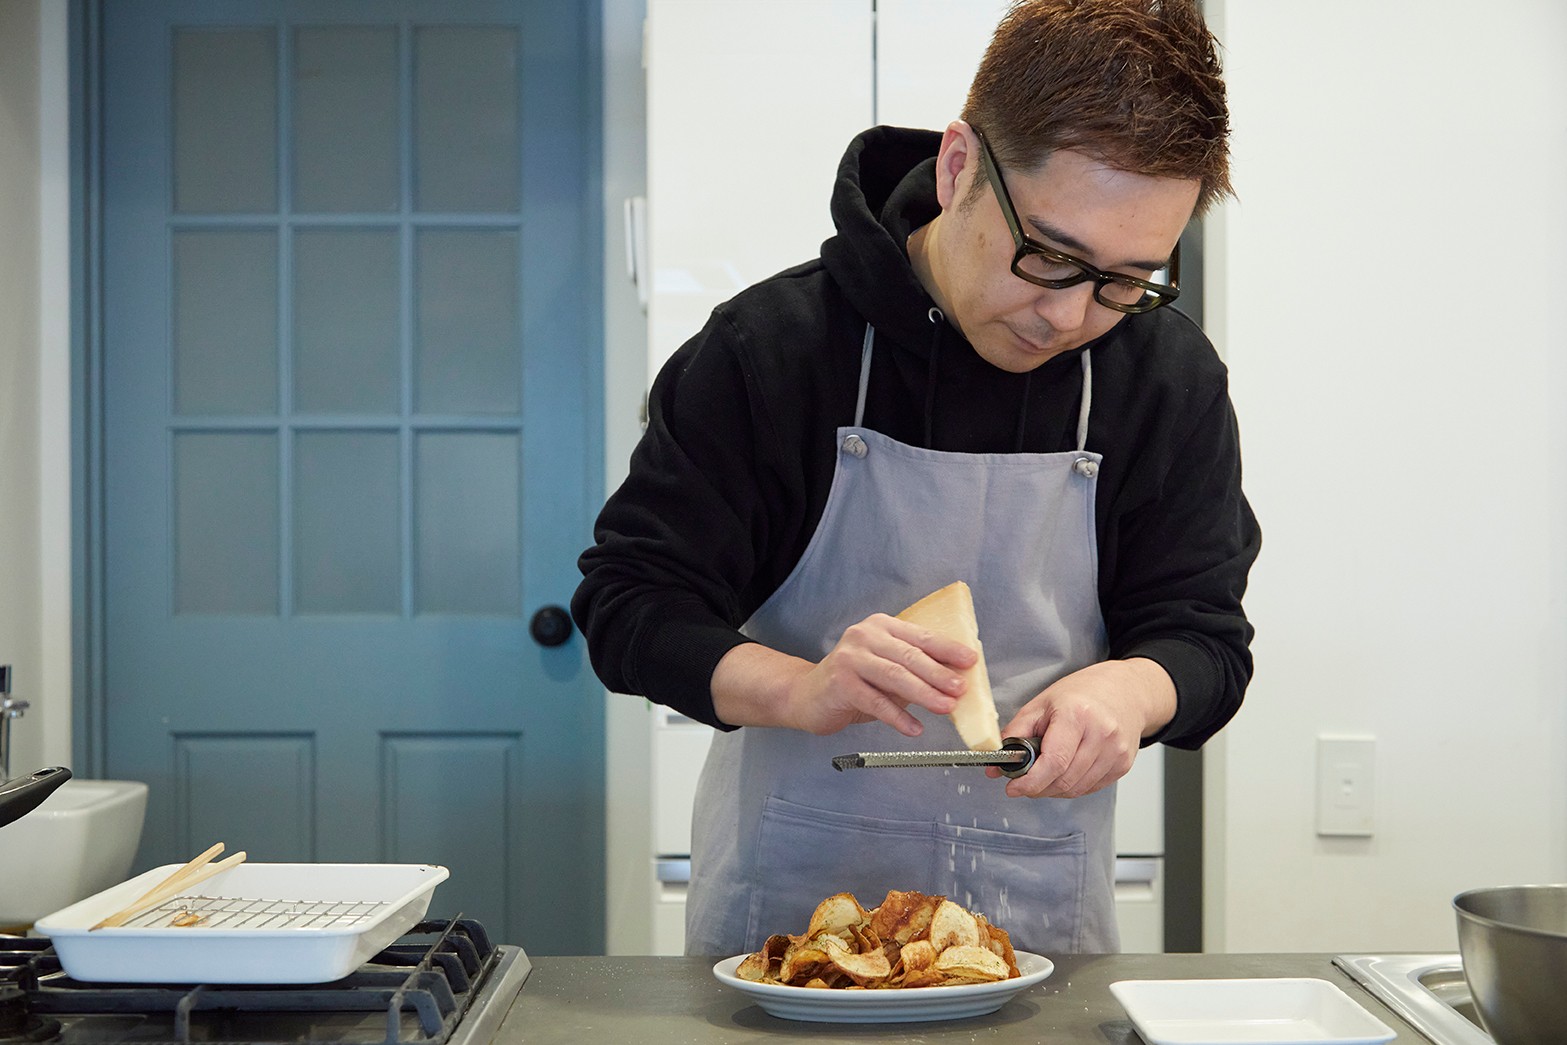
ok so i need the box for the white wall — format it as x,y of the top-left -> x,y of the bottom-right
1205,0 -> 1567,952
0,0 -> 72,779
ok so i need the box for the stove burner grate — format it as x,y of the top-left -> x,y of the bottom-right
0,983 -> 62,1045
2,918 -> 504,1045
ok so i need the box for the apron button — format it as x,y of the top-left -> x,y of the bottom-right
842,434 -> 868,459
1073,458 -> 1098,477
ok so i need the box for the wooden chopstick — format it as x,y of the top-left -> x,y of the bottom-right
90,845 -> 247,930
120,842 -> 226,909
89,844 -> 226,931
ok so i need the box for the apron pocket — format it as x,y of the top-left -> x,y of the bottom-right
934,820 -> 1087,955
744,796 -> 1092,956
746,795 -> 941,947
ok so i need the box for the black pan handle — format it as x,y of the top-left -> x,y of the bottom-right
0,766 -> 72,829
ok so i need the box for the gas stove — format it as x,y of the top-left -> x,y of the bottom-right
1333,954 -> 1491,1045
0,919 -> 530,1045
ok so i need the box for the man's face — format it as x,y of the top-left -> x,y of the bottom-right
919,124 -> 1201,374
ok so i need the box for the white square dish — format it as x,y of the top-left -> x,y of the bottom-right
1109,977 -> 1397,1045
33,862 -> 449,984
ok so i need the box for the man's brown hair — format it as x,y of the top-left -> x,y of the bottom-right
962,0 -> 1232,215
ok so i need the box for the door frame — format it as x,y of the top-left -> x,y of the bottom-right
67,0 -> 107,777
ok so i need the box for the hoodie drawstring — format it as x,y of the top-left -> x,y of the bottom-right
923,307 -> 942,449
926,306 -> 1033,452
865,312 -> 1069,455
1014,370 -> 1033,452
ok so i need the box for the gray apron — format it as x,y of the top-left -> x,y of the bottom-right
686,326 -> 1118,957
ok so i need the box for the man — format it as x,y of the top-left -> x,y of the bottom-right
574,0 -> 1258,957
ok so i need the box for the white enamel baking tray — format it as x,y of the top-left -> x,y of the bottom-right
34,862 -> 449,984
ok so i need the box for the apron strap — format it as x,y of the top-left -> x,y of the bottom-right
857,323 -> 1095,451
854,324 -> 875,427
1076,350 -> 1093,452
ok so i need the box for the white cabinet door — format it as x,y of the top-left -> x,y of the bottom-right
652,710 -> 713,857
1115,742 -> 1166,856
645,0 -> 874,379
875,0 -> 1012,131
1114,858 -> 1165,952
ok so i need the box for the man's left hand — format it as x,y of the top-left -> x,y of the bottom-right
990,657 -> 1177,799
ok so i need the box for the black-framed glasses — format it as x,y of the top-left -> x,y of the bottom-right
973,128 -> 1180,314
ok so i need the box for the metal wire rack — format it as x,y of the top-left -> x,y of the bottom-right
122,896 -> 392,930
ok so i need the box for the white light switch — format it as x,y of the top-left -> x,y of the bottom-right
1316,736 -> 1375,837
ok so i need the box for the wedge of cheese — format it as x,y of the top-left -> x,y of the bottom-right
895,581 -> 1002,751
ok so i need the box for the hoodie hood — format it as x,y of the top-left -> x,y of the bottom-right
820,126 -> 1052,450
820,126 -> 948,353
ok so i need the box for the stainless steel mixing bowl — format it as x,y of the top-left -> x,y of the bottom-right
1453,884 -> 1567,1045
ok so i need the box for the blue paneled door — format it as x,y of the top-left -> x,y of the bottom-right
97,1 -> 605,953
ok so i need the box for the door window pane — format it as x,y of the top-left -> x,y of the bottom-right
174,432 -> 279,614
294,431 -> 400,614
294,228 -> 400,414
414,27 -> 519,212
174,230 -> 278,415
415,229 -> 520,414
294,26 -> 399,213
173,28 -> 277,213
415,432 -> 519,615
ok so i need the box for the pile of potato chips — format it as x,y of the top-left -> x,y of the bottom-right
735,889 -> 1020,989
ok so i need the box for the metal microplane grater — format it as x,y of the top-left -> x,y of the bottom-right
831,736 -> 1041,779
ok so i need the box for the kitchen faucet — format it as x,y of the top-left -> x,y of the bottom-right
0,665 -> 26,782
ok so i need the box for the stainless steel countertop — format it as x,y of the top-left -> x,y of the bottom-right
495,953 -> 1437,1043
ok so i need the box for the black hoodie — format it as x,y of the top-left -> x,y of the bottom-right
573,127 -> 1260,749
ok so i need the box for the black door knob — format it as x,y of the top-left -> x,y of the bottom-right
530,605 -> 573,647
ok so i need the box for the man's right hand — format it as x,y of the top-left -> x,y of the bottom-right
710,615 -> 975,737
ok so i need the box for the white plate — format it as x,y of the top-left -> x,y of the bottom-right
34,862 -> 448,984
1109,978 -> 1397,1045
712,950 -> 1053,1023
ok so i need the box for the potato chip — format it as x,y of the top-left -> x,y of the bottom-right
868,889 -> 944,945
933,944 -> 1011,983
735,951 -> 769,982
929,898 -> 981,951
977,915 -> 1020,977
737,889 -> 1020,990
899,938 -> 937,972
821,933 -> 892,985
778,935 -> 834,985
900,966 -> 950,989
805,892 -> 868,940
736,933 -> 791,981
